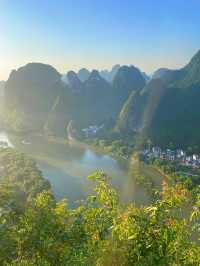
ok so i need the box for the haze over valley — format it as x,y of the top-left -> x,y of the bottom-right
1,49 -> 200,152
0,1 -> 200,265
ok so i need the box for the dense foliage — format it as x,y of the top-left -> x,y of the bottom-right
85,137 -> 136,159
143,157 -> 200,200
0,149 -> 199,265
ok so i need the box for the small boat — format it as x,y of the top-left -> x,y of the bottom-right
22,140 -> 31,145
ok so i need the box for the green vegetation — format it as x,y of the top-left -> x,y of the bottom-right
85,137 -> 135,159
82,126 -> 146,160
4,63 -> 61,133
0,110 -> 29,134
0,149 -> 200,265
3,50 -> 200,152
4,63 -> 146,137
143,157 -> 200,201
112,65 -> 146,115
117,49 -> 200,152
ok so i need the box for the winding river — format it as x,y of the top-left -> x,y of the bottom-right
0,131 -> 162,206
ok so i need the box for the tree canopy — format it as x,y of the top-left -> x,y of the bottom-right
0,149 -> 199,265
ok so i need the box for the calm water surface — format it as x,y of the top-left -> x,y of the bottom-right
0,131 -> 152,206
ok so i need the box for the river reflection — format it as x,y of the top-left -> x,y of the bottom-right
0,131 -> 153,206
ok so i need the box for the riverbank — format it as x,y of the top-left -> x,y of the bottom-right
20,131 -> 166,189
44,133 -> 130,163
47,135 -> 166,193
3,129 -> 165,201
1,130 -> 148,205
129,152 -> 165,192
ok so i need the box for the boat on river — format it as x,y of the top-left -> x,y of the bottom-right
22,140 -> 31,145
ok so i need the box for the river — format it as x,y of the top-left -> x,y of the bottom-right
0,131 -> 162,206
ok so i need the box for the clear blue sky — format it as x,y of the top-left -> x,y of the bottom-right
0,0 -> 200,80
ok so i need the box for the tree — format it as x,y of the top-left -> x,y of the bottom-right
0,150 -> 199,265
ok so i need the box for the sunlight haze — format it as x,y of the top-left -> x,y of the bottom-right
0,0 -> 200,80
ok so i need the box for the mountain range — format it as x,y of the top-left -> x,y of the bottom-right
3,63 -> 145,136
64,64 -> 121,83
2,50 -> 200,150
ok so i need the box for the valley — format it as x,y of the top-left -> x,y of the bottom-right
1,2 -> 200,264
1,50 -> 200,205
0,130 -> 165,205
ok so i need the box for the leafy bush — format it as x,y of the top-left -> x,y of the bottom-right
0,150 -> 199,265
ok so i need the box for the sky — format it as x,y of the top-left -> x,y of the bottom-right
0,0 -> 200,80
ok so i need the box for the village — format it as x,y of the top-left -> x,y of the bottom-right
142,146 -> 200,168
81,124 -> 105,137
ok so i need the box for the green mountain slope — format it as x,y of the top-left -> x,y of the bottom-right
45,70 -> 114,136
116,79 -> 166,133
112,65 -> 146,115
4,63 -> 62,131
117,50 -> 200,150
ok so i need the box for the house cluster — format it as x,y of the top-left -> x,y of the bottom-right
142,146 -> 200,168
82,124 -> 104,137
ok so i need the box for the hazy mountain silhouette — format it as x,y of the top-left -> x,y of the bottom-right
117,50 -> 200,149
77,68 -> 90,82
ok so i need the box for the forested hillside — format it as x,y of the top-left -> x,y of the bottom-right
117,50 -> 200,151
0,148 -> 199,265
3,50 -> 200,151
4,64 -> 145,136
